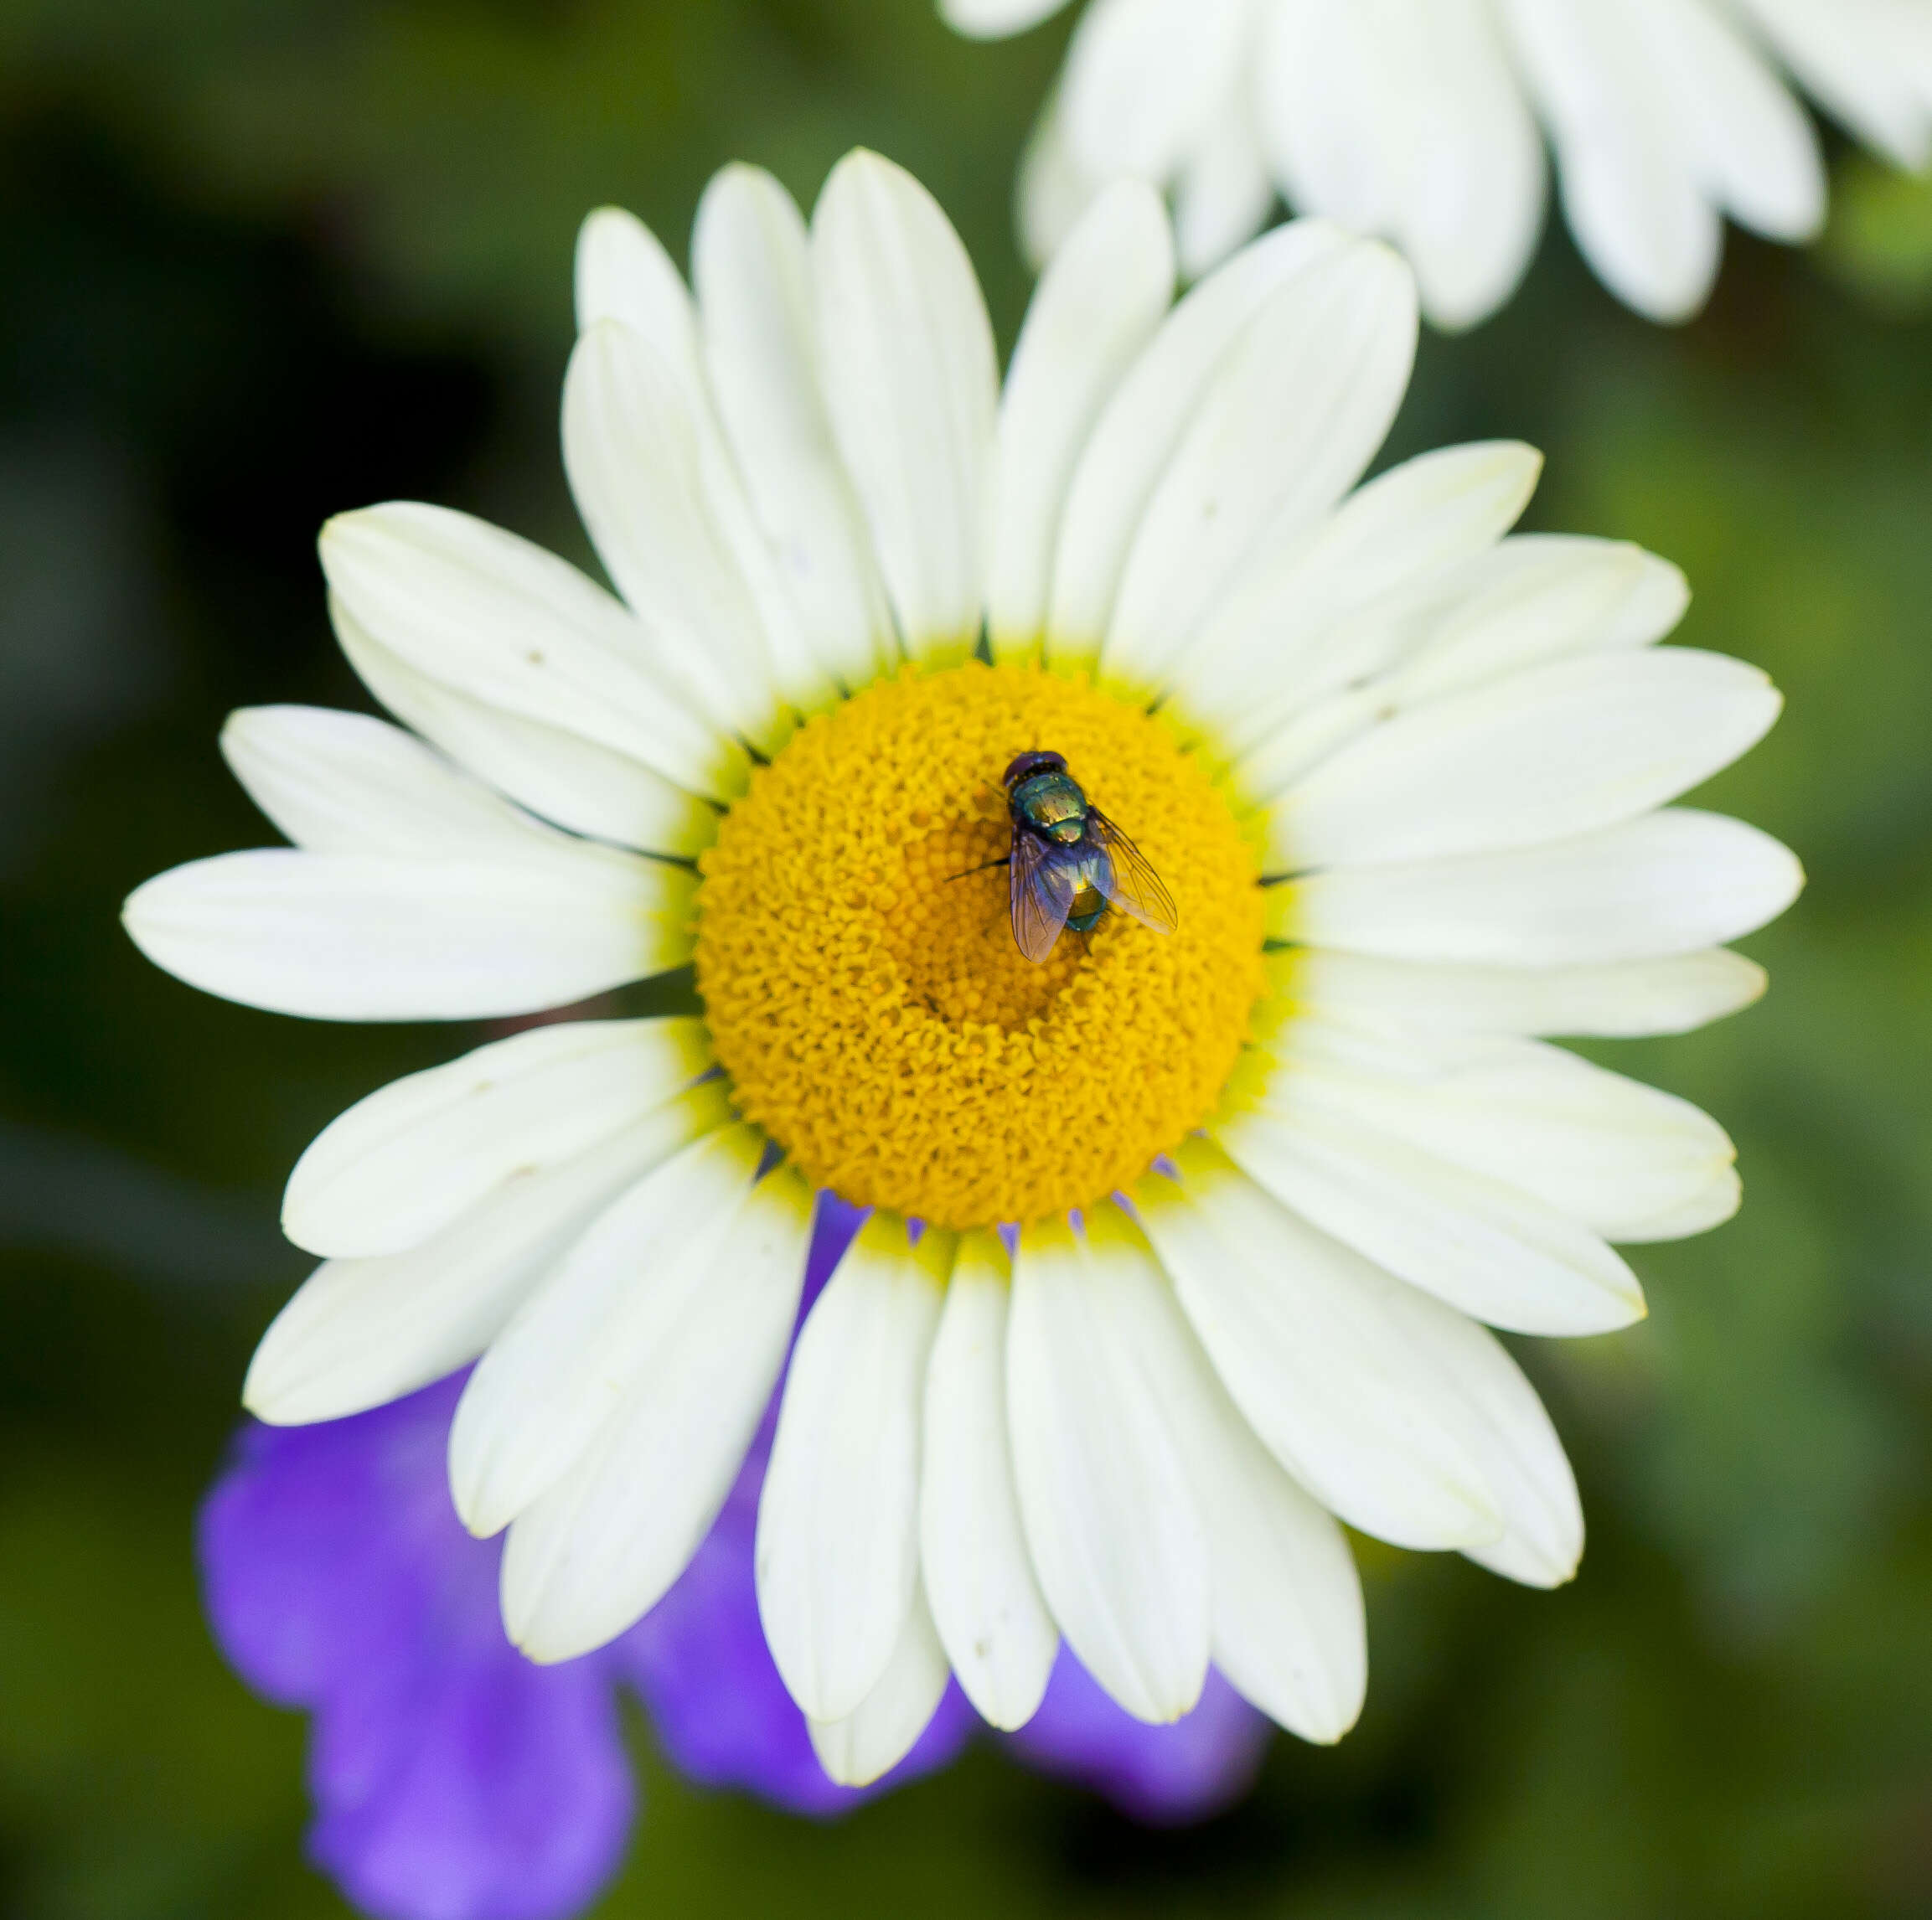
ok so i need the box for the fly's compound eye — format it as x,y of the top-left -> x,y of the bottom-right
1003,750 -> 1067,790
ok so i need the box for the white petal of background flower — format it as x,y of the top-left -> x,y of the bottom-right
942,0 -> 1072,36
1062,0 -> 1249,184
1172,106 -> 1276,279
1735,0 -> 1932,173
1259,0 -> 1545,329
959,0 -> 1932,326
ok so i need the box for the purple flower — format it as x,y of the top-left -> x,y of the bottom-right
200,1194 -> 1271,1920
201,1375 -> 630,1920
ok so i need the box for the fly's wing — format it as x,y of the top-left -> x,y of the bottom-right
1087,811 -> 1179,936
1010,832 -> 1081,963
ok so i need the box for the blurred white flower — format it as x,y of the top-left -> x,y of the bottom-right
947,0 -> 1932,326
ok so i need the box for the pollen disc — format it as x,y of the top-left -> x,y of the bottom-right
695,662 -> 1267,1230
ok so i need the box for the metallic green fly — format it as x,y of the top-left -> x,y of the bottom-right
970,750 -> 1180,964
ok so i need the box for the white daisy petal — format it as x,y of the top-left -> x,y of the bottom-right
449,1123 -> 767,1538
1415,1302 -> 1584,1588
1261,1020 -> 1739,1245
1018,90 -> 1099,273
220,705 -> 555,857
576,204 -> 840,722
503,1164 -> 814,1664
693,164 -> 897,690
1094,1206 -> 1366,1744
1501,0 -> 1722,323
1259,0 -> 1547,331
1007,1215 -> 1210,1725
808,1580 -> 953,1788
987,181 -> 1175,662
1214,1102 -> 1646,1337
1152,1143 -> 1583,1590
1394,534 -> 1691,699
1046,217 -> 1354,658
319,503 -> 743,804
1273,808 -> 1805,964
1134,1143 -> 1504,1551
122,846 -> 695,1023
1175,441 -> 1543,744
956,0 -> 1929,325
920,1232 -> 1058,1732
336,612 -> 718,857
1171,104 -> 1277,277
243,1083 -> 731,1425
811,150 -> 1000,665
1227,531 -> 1696,795
1284,947 -> 1768,1039
943,0 -> 1072,36
1231,530 -> 1694,799
1644,0 -> 1824,242
1734,0 -> 1932,174
282,1017 -> 710,1260
1614,1162 -> 1743,1243
1103,239 -> 1419,694
1268,648 -> 1782,871
1061,0 -> 1249,183
576,206 -> 704,382
757,1218 -> 953,1724
562,321 -> 793,750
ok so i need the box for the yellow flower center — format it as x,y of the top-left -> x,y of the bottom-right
695,662 -> 1267,1230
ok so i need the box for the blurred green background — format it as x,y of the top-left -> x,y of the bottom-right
3,2 -> 1932,1914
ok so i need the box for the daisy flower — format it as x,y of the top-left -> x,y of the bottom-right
948,0 -> 1932,326
127,151 -> 1800,1790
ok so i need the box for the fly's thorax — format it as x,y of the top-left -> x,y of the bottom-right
1012,771 -> 1088,842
